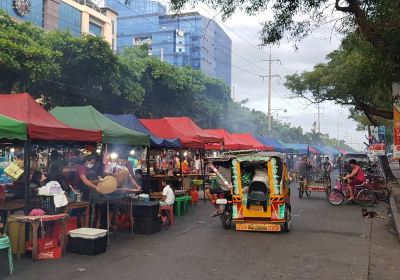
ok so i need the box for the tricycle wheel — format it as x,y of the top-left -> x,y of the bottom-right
282,207 -> 291,233
375,187 -> 390,202
328,190 -> 344,206
298,183 -> 304,199
220,205 -> 232,229
357,189 -> 375,207
305,191 -> 311,197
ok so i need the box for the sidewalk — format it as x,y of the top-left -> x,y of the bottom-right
388,163 -> 400,242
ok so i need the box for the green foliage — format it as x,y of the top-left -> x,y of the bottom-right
0,10 -> 60,92
285,33 -> 392,124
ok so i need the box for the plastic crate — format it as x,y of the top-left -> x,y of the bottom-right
39,196 -> 62,215
132,201 -> 160,220
134,217 -> 161,234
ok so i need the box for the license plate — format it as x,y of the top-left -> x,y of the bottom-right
236,223 -> 281,232
216,199 -> 227,205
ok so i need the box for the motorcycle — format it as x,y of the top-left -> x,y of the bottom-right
215,191 -> 233,229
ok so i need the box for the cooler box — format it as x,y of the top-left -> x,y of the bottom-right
67,228 -> 107,255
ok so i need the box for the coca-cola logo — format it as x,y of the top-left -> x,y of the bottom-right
39,251 -> 54,259
44,241 -> 54,249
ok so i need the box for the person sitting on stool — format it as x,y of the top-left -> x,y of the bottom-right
159,180 -> 175,224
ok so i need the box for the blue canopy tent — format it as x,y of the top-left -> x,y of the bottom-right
285,143 -> 310,155
255,136 -> 286,153
105,114 -> 181,148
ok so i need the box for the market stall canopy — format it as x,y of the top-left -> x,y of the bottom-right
0,114 -> 27,140
338,148 -> 349,155
105,114 -> 180,148
230,133 -> 273,151
163,117 -> 223,144
204,129 -> 253,150
255,136 -> 286,153
50,106 -> 149,146
140,118 -> 204,148
309,145 -> 321,155
0,93 -> 101,142
285,144 -> 310,155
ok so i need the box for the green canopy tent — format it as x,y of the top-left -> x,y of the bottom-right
50,106 -> 150,146
0,114 -> 27,140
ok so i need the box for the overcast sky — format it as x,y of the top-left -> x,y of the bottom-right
163,2 -> 367,150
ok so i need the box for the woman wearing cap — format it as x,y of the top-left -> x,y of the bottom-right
342,159 -> 366,201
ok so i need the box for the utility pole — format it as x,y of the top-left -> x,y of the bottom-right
315,104 -> 324,134
260,47 -> 280,132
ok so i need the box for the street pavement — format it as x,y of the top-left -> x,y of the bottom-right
1,172 -> 400,280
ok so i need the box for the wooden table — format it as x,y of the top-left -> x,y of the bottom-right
7,214 -> 69,260
0,199 -> 25,233
64,201 -> 90,227
150,189 -> 187,200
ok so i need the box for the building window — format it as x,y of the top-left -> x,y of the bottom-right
178,48 -> 182,53
89,22 -> 102,36
111,20 -> 115,35
58,2 -> 81,36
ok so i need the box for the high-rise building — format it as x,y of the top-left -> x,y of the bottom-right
0,0 -> 118,51
106,0 -> 232,86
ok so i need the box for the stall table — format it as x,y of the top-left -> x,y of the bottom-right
64,201 -> 90,227
0,199 -> 25,233
7,214 -> 68,260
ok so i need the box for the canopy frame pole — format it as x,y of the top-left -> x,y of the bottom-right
179,149 -> 183,190
201,152 -> 206,203
146,146 -> 150,193
23,140 -> 31,215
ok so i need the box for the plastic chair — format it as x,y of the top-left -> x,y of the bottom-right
0,235 -> 13,275
160,205 -> 174,225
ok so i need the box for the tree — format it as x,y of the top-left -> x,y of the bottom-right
285,33 -> 392,124
0,10 -> 60,92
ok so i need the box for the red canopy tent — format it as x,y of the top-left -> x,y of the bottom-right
140,118 -> 204,148
231,133 -> 273,151
204,129 -> 253,150
140,117 -> 223,148
0,93 -> 101,142
163,117 -> 223,144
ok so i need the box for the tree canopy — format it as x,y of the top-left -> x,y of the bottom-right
285,33 -> 392,125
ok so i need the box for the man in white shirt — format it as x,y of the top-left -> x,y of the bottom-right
160,180 -> 175,206
194,154 -> 202,174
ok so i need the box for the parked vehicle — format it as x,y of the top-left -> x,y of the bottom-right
206,151 -> 291,233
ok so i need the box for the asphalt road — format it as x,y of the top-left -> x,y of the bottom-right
1,174 -> 400,280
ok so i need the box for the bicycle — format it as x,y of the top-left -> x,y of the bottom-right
327,178 -> 375,207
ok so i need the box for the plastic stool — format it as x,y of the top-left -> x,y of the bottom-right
183,195 -> 193,210
160,205 -> 174,225
174,197 -> 186,216
0,235 -> 13,275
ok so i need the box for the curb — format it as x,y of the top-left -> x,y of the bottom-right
389,194 -> 400,242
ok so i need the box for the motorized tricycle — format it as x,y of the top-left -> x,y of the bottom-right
206,151 -> 291,232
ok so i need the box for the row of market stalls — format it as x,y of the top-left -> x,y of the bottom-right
0,93 -> 352,263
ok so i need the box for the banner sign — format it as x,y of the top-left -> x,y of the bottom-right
369,126 -> 386,156
393,83 -> 400,159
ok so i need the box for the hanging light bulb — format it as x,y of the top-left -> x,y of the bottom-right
10,148 -> 15,153
183,151 -> 188,157
213,151 -> 217,157
96,148 -> 101,154
110,152 -> 118,160
130,149 -> 135,155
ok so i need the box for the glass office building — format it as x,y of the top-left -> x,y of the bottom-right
106,0 -> 232,86
1,0 -> 118,51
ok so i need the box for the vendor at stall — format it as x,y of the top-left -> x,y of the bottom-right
77,154 -> 100,201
